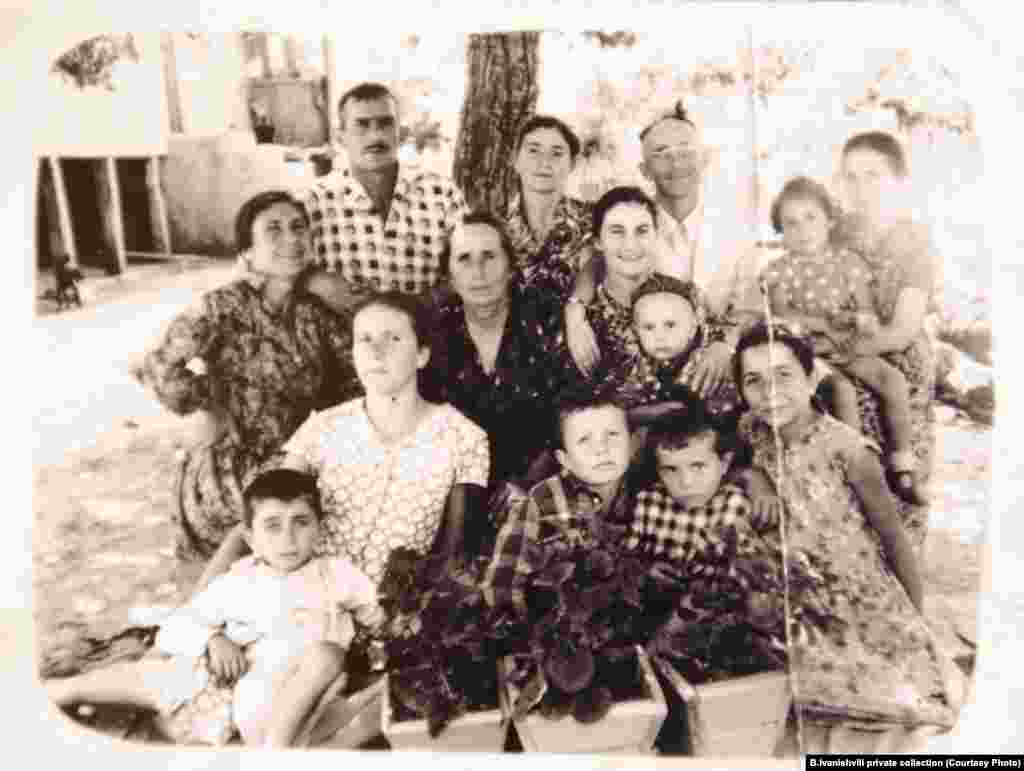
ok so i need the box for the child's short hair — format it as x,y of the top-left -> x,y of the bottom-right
769,176 -> 837,235
242,468 -> 323,527
630,274 -> 702,316
647,400 -> 736,459
551,383 -> 626,450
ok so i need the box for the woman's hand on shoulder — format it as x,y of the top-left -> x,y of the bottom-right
304,269 -> 362,316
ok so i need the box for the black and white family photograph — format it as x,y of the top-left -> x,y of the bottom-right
9,0 -> 1014,762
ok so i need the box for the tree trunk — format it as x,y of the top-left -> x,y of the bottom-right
452,32 -> 541,215
160,32 -> 184,134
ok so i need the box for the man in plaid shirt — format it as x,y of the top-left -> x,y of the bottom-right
482,392 -> 633,607
301,82 -> 467,305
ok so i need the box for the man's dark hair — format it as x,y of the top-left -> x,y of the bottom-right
338,82 -> 397,126
242,468 -> 322,527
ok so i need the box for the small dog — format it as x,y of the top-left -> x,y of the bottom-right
54,256 -> 84,310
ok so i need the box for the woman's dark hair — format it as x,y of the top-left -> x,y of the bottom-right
841,131 -> 908,177
242,468 -> 323,527
515,114 -> 582,163
352,290 -> 432,349
593,185 -> 659,237
438,210 -> 517,280
732,321 -> 816,402
234,191 -> 308,253
769,176 -> 838,235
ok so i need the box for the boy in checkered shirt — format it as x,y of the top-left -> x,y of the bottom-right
482,388 -> 634,608
625,403 -> 775,581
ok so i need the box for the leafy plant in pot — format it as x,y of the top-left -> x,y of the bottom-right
376,548 -> 524,740
500,531 -> 671,727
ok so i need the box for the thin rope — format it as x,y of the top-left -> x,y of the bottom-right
759,280 -> 805,755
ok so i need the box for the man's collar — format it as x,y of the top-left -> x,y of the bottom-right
331,159 -> 414,201
656,189 -> 704,232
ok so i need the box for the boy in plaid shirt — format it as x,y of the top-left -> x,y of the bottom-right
482,389 -> 634,607
625,404 -> 774,582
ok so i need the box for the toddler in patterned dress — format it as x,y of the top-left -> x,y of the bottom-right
46,469 -> 384,748
760,176 -> 925,505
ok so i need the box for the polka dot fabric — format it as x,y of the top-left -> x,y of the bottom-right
284,401 -> 489,584
304,164 -> 466,295
759,246 -> 877,320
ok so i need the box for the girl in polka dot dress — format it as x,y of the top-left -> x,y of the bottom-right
759,177 -> 925,506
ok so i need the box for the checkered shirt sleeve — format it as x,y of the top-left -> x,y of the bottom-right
481,475 -> 588,607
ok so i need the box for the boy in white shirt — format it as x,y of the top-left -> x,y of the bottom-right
46,469 -> 384,747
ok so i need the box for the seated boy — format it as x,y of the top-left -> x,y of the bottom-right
46,469 -> 384,748
626,405 -> 767,574
482,388 -> 634,607
627,406 -> 784,642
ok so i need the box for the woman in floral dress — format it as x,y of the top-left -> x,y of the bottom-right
832,131 -> 942,552
733,321 -> 960,737
140,191 -> 361,566
198,291 -> 490,588
505,114 -> 594,304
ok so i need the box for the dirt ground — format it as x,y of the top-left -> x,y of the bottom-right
30,257 -> 988,706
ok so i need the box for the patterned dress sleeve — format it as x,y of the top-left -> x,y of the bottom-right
313,299 -> 360,406
142,293 -> 219,415
452,410 -> 490,488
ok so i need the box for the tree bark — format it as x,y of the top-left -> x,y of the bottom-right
160,32 -> 184,134
452,32 -> 541,215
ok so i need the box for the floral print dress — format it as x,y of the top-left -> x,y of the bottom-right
505,194 -> 594,303
740,410 -> 955,728
834,215 -> 939,551
141,277 -> 361,563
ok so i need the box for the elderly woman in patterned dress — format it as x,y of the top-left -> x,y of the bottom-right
139,191 -> 362,571
197,290 -> 490,589
423,211 -> 572,489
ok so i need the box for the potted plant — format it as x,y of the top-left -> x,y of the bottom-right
375,549 -> 511,751
497,542 -> 671,754
646,529 -> 845,757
